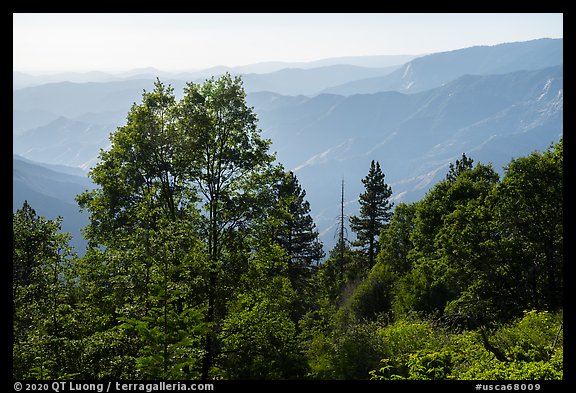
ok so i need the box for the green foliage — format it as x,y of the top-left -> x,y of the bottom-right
13,70 -> 562,381
349,160 -> 394,272
378,317 -> 445,357
446,152 -> 474,183
453,310 -> 563,380
119,305 -> 206,379
316,241 -> 356,303
274,171 -> 324,320
370,310 -> 563,381
309,141 -> 562,381
377,202 -> 417,275
76,326 -> 139,379
298,296 -> 339,379
491,140 -> 563,312
218,243 -> 307,379
329,322 -> 384,379
493,310 -> 563,362
72,74 -> 304,379
303,319 -> 384,380
372,141 -> 562,324
13,201 -> 79,380
340,261 -> 395,323
368,316 -> 449,380
177,74 -> 281,378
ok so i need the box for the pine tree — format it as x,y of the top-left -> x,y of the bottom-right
349,160 -> 393,271
276,171 -> 324,289
446,153 -> 474,183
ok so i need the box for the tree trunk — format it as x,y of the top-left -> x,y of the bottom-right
201,269 -> 217,380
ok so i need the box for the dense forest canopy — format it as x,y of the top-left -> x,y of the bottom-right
13,75 -> 563,381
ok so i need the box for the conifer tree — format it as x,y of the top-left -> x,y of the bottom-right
336,178 -> 348,279
349,160 -> 393,271
446,153 -> 474,183
276,171 -> 324,291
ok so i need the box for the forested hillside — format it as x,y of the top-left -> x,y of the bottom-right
13,74 -> 563,381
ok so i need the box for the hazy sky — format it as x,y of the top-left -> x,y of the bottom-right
13,13 -> 563,74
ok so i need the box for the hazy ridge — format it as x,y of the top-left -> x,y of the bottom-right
13,38 -> 563,254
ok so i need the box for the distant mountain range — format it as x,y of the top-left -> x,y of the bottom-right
323,38 -> 563,95
12,65 -> 407,142
13,54 -> 419,90
13,38 -> 563,255
13,155 -> 95,254
250,65 -> 562,243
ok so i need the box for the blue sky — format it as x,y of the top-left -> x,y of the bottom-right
13,13 -> 563,73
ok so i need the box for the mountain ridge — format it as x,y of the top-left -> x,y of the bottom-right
13,53 -> 421,89
13,155 -> 95,254
323,38 -> 562,95
12,39 -> 563,255
249,65 -> 562,250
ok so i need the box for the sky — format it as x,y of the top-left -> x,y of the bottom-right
13,13 -> 563,74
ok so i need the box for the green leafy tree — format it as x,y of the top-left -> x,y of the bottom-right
490,140 -> 563,313
13,201 -> 78,379
349,160 -> 393,274
394,158 -> 500,317
177,73 -> 279,378
76,79 -> 207,378
378,202 -> 418,276
438,195 -> 504,322
116,214 -> 208,379
438,141 -> 563,323
218,243 -> 306,379
329,322 -> 384,379
303,143 -> 562,381
76,74 -> 307,379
